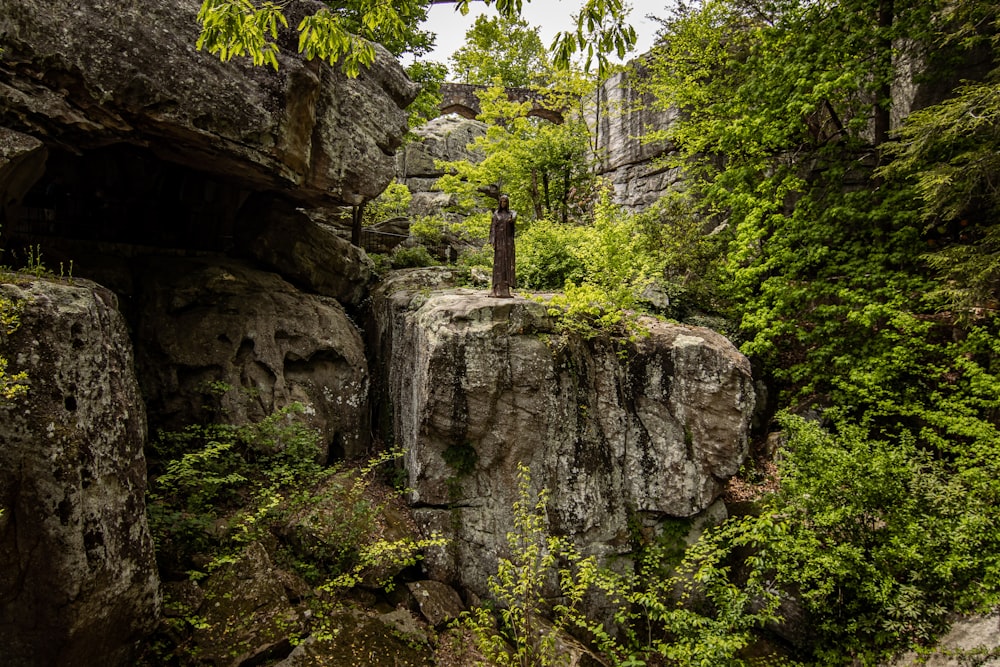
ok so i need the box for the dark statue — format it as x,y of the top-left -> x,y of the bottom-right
489,193 -> 516,298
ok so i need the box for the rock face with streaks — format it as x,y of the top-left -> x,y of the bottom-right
133,257 -> 370,460
0,278 -> 160,666
370,268 -> 754,594
593,62 -> 684,212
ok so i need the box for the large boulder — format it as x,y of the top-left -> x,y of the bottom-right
134,257 -> 370,459
0,0 -> 419,208
370,268 -> 755,594
0,277 -> 160,666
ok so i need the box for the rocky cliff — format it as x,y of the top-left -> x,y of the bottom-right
0,1 -> 763,661
0,0 -> 419,663
370,268 -> 754,595
0,278 -> 160,666
0,0 -> 418,210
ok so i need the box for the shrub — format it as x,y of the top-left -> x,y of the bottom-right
0,291 -> 27,403
363,181 -> 412,226
515,217 -> 585,290
743,414 -> 1000,662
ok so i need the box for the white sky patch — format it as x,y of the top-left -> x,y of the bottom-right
415,0 -> 675,69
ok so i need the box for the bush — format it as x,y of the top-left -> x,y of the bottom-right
515,217 -> 585,290
363,181 -> 412,226
744,414 -> 1000,662
0,291 -> 27,403
388,245 -> 439,269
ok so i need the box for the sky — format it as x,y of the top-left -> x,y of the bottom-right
417,0 -> 675,70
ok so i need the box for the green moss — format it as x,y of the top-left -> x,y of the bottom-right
442,442 -> 478,476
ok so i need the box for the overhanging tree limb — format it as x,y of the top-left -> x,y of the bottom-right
196,0 -> 636,76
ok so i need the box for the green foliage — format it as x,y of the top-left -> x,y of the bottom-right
461,464 -> 782,666
744,414 -> 1000,662
538,282 -> 641,341
197,0 -> 433,73
450,14 -> 551,87
461,464 -> 600,667
387,245 -> 439,269
881,71 -> 1000,316
515,218 -> 585,289
196,0 -> 635,77
362,181 -> 412,226
147,405 -> 446,661
147,404 -> 439,583
641,0 -> 1000,660
549,0 -> 637,77
405,60 -> 449,129
196,0 -> 288,70
409,215 -> 446,245
516,190 -> 722,336
436,81 -> 598,225
0,291 -> 27,403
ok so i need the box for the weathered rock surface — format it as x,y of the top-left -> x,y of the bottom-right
396,115 -> 486,217
274,608 -> 434,667
0,0 -> 419,208
190,542 -> 309,666
370,268 -> 754,594
0,277 -> 160,666
890,611 -> 1000,666
134,257 -> 370,458
406,580 -> 466,628
236,195 -> 374,307
0,126 -> 45,217
594,63 -> 683,211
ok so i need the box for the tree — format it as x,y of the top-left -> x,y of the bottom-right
195,0 -> 635,76
436,79 -> 597,226
404,60 -> 449,128
449,14 -> 550,87
879,1 -> 1000,316
642,1 -> 1000,660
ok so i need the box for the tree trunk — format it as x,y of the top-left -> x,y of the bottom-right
874,0 -> 894,147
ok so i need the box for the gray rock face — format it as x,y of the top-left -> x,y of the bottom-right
0,127 -> 46,217
595,64 -> 682,211
0,0 -> 419,207
397,115 -> 486,217
0,278 -> 160,667
891,611 -> 1000,666
134,257 -> 370,459
237,195 -> 374,307
370,269 -> 754,594
397,115 -> 486,179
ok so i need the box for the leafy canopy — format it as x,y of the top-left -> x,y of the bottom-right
449,14 -> 550,87
196,0 -> 636,76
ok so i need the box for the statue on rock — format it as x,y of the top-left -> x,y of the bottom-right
489,193 -> 517,298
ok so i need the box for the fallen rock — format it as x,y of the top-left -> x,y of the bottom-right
406,580 -> 466,627
191,542 -> 307,666
236,195 -> 374,307
274,608 -> 434,667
